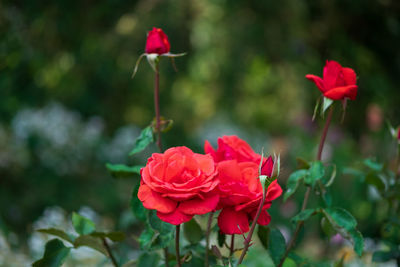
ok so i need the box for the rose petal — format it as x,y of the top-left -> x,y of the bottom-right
323,60 -> 343,90
305,74 -> 325,93
138,184 -> 177,213
179,193 -> 219,215
342,67 -> 357,85
218,207 -> 250,235
265,179 -> 283,201
250,209 -> 271,225
157,208 -> 192,225
324,85 -> 358,101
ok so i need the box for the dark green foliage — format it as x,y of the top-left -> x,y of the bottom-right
268,228 -> 286,266
72,212 -> 96,235
129,126 -> 154,156
33,239 -> 71,267
184,219 -> 203,244
106,163 -> 142,178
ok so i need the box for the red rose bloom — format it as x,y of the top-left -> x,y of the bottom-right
138,147 -> 219,225
398,128 -> 400,141
145,27 -> 170,55
216,159 -> 282,234
306,60 -> 358,101
204,135 -> 262,164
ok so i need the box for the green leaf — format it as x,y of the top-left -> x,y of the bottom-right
372,250 -> 399,262
322,208 -> 364,256
129,126 -> 154,156
324,208 -> 357,231
73,235 -> 108,255
284,169 -> 308,202
282,258 -> 297,267
183,219 -> 203,244
322,187 -> 332,207
312,97 -> 321,121
257,225 -> 270,250
292,209 -> 316,223
148,210 -> 174,235
106,163 -> 142,178
322,164 -> 336,187
363,158 -> 383,172
37,228 -> 76,244
145,211 -> 174,249
296,157 -> 310,170
131,182 -> 148,222
365,171 -> 385,191
138,226 -> 157,250
72,212 -> 96,235
90,231 -> 126,242
268,228 -> 286,266
305,161 -> 325,186
217,231 -> 226,247
320,217 -> 336,238
349,229 -> 364,257
137,252 -> 160,267
33,239 -> 70,267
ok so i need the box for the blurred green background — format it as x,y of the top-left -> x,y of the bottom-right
1,0 -> 400,265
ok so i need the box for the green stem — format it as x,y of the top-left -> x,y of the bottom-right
277,106 -> 334,267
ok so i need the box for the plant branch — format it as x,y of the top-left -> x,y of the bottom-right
277,106 -> 334,267
237,187 -> 267,265
102,237 -> 119,267
154,64 -> 162,152
204,212 -> 214,267
230,234 -> 235,258
176,225 -> 182,267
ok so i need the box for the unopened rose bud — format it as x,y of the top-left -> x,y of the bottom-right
145,27 -> 170,55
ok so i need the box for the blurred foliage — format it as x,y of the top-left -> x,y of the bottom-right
1,0 -> 400,265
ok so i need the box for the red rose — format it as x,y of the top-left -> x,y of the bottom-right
138,146 -> 219,225
306,60 -> 358,101
216,159 -> 282,234
145,27 -> 170,55
398,128 -> 400,141
204,135 -> 262,164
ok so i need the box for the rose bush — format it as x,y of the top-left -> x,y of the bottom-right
145,27 -> 170,55
216,159 -> 282,234
306,60 -> 358,101
138,146 -> 219,225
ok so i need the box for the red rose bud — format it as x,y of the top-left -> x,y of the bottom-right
398,127 -> 400,141
306,60 -> 358,101
261,156 -> 274,177
216,160 -> 282,234
145,27 -> 170,55
138,147 -> 219,225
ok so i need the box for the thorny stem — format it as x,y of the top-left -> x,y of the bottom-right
204,212 -> 214,267
154,63 -> 170,267
154,64 -> 162,152
230,234 -> 235,258
277,106 -> 334,267
237,187 -> 267,265
176,225 -> 182,267
102,237 -> 119,267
